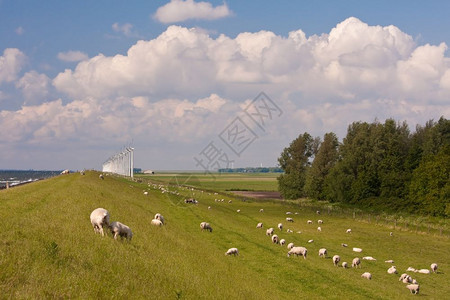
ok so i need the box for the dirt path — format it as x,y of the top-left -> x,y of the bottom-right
230,191 -> 282,199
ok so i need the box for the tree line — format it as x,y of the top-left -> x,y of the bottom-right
278,117 -> 449,217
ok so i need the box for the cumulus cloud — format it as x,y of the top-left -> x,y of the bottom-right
3,17 -> 450,169
0,48 -> 26,84
15,71 -> 50,105
112,22 -> 140,38
57,50 -> 89,62
154,0 -> 232,23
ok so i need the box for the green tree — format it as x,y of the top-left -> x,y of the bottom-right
277,132 -> 315,199
305,132 -> 339,200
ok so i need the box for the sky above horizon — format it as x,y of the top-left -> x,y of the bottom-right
1,0 -> 450,171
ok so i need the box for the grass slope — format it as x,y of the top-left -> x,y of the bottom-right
0,171 -> 448,299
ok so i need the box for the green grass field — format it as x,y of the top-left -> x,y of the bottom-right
0,171 -> 448,299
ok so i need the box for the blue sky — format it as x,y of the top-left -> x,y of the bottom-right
1,0 -> 449,171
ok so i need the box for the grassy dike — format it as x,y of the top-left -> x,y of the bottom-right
0,171 -> 448,299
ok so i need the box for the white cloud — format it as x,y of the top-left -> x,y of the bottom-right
15,71 -> 50,105
15,26 -> 25,35
154,0 -> 232,23
0,48 -> 26,84
57,50 -> 89,62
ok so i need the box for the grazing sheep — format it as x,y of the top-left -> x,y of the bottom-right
318,220 -> 323,224
228,200 -> 232,203
266,228 -> 274,236
317,226 -> 322,232
363,256 -> 377,261
236,209 -> 241,213
407,267 -> 417,272
385,260 -> 394,263
316,210 -> 320,215
341,243 -> 348,247
154,213 -> 165,224
200,222 -> 213,232
399,274 -> 412,283
333,255 -> 340,266
259,209 -> 264,212
286,229 -> 293,233
406,284 -> 420,294
280,239 -> 286,246
99,174 -> 104,179
318,248 -> 327,258
109,221 -> 133,240
388,266 -> 398,274
389,232 -> 393,236
416,269 -> 430,274
151,219 -> 163,226
287,243 -> 295,250
225,248 -> 239,256
352,257 -> 361,268
256,222 -> 263,228
286,212 -> 292,215
272,234 -> 279,244
143,191 -> 148,195
287,246 -> 307,259
296,231 -> 302,234
431,263 -> 438,273
342,262 -> 348,268
353,247 -> 362,253
346,229 -> 352,234
90,208 -> 110,237
286,217 -> 294,222
307,220 -> 313,224
412,279 -> 418,284
361,272 -> 372,280
278,223 -> 283,231
308,239 -> 314,243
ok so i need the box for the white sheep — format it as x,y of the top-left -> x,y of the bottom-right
361,272 -> 372,280
286,212 -> 292,215
151,219 -> 163,226
431,263 -> 438,273
407,267 -> 417,272
287,246 -> 307,259
307,220 -> 313,224
333,255 -> 340,266
154,213 -> 165,224
385,260 -> 394,263
259,209 -> 264,212
342,262 -> 348,268
352,257 -> 361,268
341,243 -> 348,247
99,174 -> 104,179
280,239 -> 286,246
353,247 -> 363,253
200,222 -> 213,232
406,284 -> 420,294
416,269 -> 430,274
286,229 -> 293,233
272,234 -> 279,244
318,248 -> 327,258
228,200 -> 232,203
399,274 -> 412,283
266,228 -> 274,236
109,221 -> 133,240
225,248 -> 239,256
317,226 -> 322,232
287,242 -> 295,250
318,219 -> 323,224
236,209 -> 241,213
308,239 -> 314,243
90,208 -> 110,237
363,256 -> 377,261
278,223 -> 283,231
388,266 -> 398,274
346,228 -> 352,234
286,217 -> 294,222
256,222 -> 263,228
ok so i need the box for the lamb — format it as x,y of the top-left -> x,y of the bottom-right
109,221 -> 133,240
225,248 -> 239,256
278,223 -> 283,231
307,220 -> 313,224
363,256 -> 377,261
431,263 -> 438,273
154,213 -> 165,224
200,222 -> 213,232
151,219 -> 163,226
287,246 -> 307,259
286,217 -> 294,222
318,248 -> 327,258
256,222 -> 263,228
353,247 -> 362,253
90,208 -> 110,237
266,228 -> 274,236
317,226 -> 322,232
352,257 -> 361,268
287,242 -> 295,250
406,284 -> 420,294
280,239 -> 286,246
388,266 -> 398,274
399,274 -> 412,283
342,262 -> 348,268
272,234 -> 279,244
333,255 -> 340,266
346,228 -> 352,234
361,272 -> 372,280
